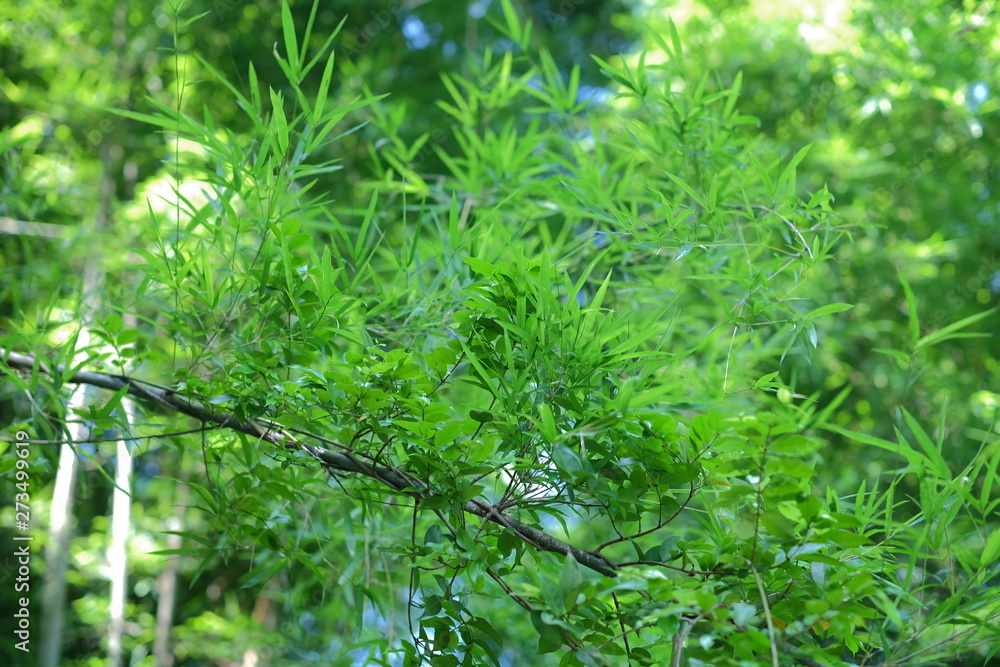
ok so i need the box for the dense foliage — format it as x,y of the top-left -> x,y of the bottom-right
1,1 -> 998,666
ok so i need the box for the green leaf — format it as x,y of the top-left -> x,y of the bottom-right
463,256 -> 496,276
280,0 -> 300,77
673,244 -> 693,262
94,384 -> 130,419
536,402 -> 556,442
901,409 -> 949,476
497,529 -> 516,558
982,528 -> 1000,566
915,308 -> 996,351
312,52 -> 336,123
499,0 -> 522,45
806,322 -> 818,348
424,525 -> 442,545
824,426 -> 928,470
668,18 -> 684,62
591,55 -> 633,91
117,328 -> 139,345
178,10 -> 211,30
731,602 -> 757,627
873,348 -> 911,365
752,371 -> 780,389
469,409 -> 493,423
559,555 -> 582,613
665,172 -> 708,209
804,302 -> 854,320
240,555 -> 288,588
531,610 -> 563,653
551,445 -> 584,475
538,575 -> 564,616
104,313 -> 123,332
269,87 -> 289,155
776,144 -> 811,195
898,269 -> 920,345
248,61 -> 262,115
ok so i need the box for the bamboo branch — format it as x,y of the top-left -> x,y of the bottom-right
1,348 -> 619,578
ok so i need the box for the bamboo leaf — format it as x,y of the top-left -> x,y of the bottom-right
281,0 -> 300,78
915,308 -> 996,351
898,270 -> 920,345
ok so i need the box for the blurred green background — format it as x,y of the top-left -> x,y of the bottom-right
1,0 -> 997,663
